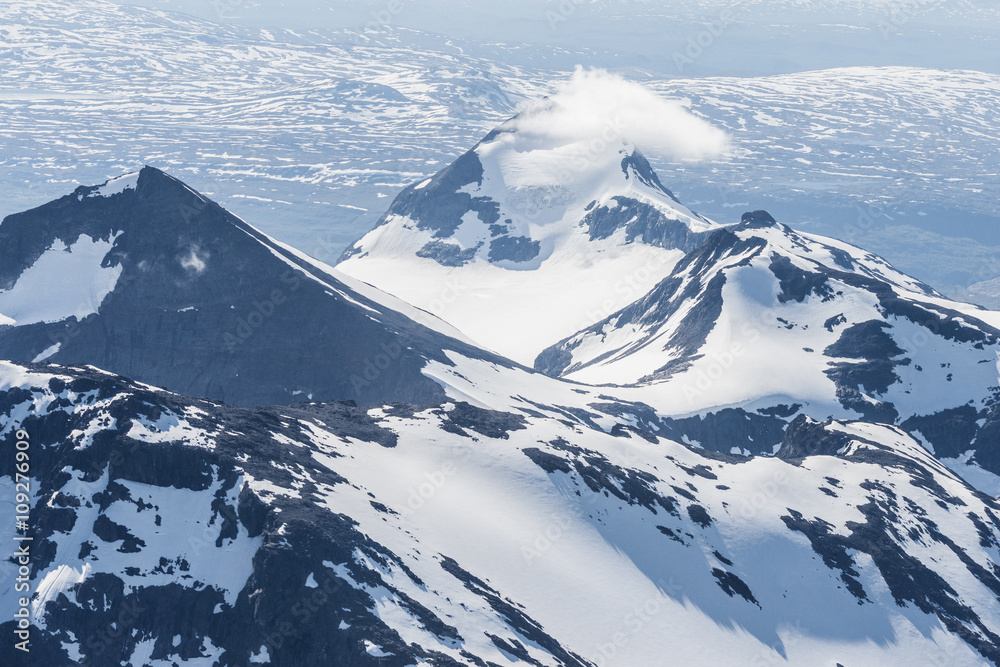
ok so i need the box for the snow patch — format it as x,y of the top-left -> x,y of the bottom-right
32,342 -> 61,363
0,234 -> 122,325
32,563 -> 92,628
89,172 -> 139,198
250,646 -> 271,663
364,640 -> 394,657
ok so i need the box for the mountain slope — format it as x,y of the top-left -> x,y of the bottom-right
4,359 -> 1000,666
536,211 -> 1000,470
0,167 -> 511,407
337,113 -> 722,364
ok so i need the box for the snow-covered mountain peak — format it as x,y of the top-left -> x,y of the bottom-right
337,77 -> 731,363
536,210 -> 1000,469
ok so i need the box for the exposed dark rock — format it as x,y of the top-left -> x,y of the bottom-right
416,240 -> 479,266
438,402 -> 528,440
374,148 -> 499,239
0,167 -> 514,408
824,320 -> 904,360
770,254 -> 836,303
439,557 -> 593,667
711,568 -> 759,606
581,196 -> 707,252
900,405 -> 981,460
777,415 -> 853,461
740,210 -> 777,228
687,504 -> 713,528
488,235 -> 540,263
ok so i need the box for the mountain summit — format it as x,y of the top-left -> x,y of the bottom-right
536,210 -> 1000,474
338,111 -> 722,364
0,167 -> 509,406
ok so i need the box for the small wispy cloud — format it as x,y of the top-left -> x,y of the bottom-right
180,245 -> 208,274
511,67 -> 731,162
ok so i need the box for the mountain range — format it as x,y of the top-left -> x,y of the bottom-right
3,112 -> 1000,666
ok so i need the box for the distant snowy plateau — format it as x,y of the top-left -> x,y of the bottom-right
4,1 -> 1000,667
2,0 -> 1000,298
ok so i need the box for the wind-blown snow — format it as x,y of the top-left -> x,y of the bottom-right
512,67 -> 730,163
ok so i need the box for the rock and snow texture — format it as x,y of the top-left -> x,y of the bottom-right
2,53 -> 1000,665
0,167 -> 512,407
338,72 -> 727,364
535,211 -> 1000,472
4,360 -> 1000,666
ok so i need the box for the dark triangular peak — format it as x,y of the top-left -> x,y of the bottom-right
619,149 -> 683,205
0,168 -> 510,407
739,209 -> 779,228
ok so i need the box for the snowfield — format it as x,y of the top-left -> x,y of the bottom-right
3,360 -> 1000,665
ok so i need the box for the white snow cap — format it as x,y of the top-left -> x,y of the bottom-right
510,67 -> 731,162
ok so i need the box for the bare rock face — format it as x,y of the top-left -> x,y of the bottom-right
0,167 -> 509,407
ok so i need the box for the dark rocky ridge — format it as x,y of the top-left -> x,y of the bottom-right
0,362 -> 586,667
535,210 -> 1000,469
0,167 -> 513,407
534,226 -> 766,381
6,359 -> 1000,664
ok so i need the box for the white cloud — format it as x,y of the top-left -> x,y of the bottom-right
180,245 -> 208,274
510,67 -> 731,162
